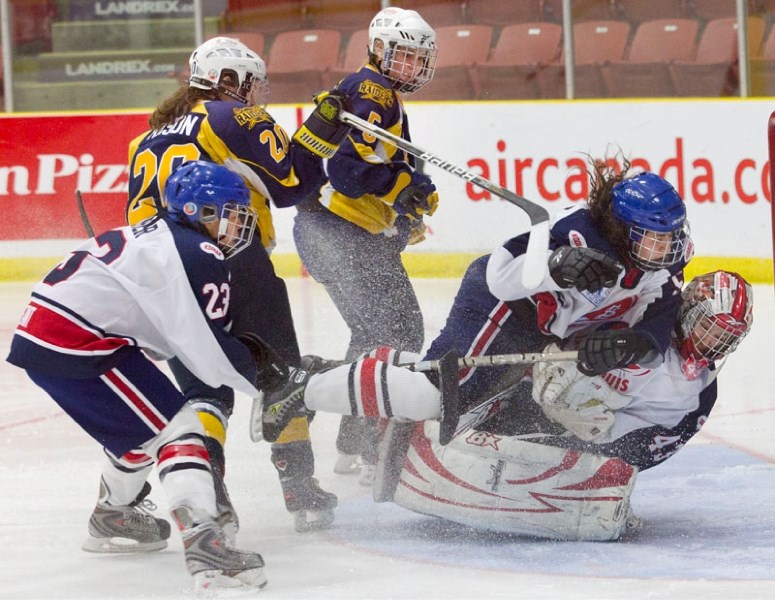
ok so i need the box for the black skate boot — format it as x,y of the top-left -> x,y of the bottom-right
261,367 -> 314,442
82,481 -> 171,554
281,475 -> 338,533
173,506 -> 267,593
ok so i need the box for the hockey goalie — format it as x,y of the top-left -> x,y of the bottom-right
374,270 -> 753,541
256,270 -> 752,542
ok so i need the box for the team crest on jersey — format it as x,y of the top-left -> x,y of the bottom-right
233,106 -> 272,129
358,80 -> 394,109
200,241 -> 224,260
580,286 -> 611,306
578,296 -> 637,321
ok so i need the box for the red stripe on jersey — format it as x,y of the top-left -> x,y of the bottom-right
158,443 -> 210,465
104,370 -> 167,431
19,301 -> 132,354
359,358 -> 380,417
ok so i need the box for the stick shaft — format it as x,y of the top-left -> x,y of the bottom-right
405,350 -> 579,372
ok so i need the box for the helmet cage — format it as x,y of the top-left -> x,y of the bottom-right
627,221 -> 691,270
678,271 -> 753,367
382,42 -> 438,93
216,202 -> 257,258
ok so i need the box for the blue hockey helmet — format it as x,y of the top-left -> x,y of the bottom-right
610,172 -> 691,269
164,160 -> 256,257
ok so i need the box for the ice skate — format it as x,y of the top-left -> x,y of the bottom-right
261,368 -> 312,442
82,482 -> 171,554
175,507 -> 267,593
281,476 -> 338,533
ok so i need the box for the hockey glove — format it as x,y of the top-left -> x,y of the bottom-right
292,89 -> 353,159
237,332 -> 290,391
380,170 -> 439,220
577,329 -> 657,376
549,246 -> 623,293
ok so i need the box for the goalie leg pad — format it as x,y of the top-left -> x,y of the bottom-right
393,422 -> 637,541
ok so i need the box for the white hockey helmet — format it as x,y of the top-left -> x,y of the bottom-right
677,270 -> 753,378
368,7 -> 437,93
189,36 -> 269,106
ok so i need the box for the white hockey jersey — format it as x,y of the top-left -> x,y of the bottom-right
7,217 -> 258,399
486,205 -> 687,352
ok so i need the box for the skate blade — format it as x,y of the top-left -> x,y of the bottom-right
249,394 -> 264,443
293,509 -> 335,533
82,536 -> 167,554
194,567 -> 268,596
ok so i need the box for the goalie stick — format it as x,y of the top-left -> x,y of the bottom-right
338,109 -> 551,289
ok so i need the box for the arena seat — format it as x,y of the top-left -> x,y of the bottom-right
266,29 -> 342,104
536,20 -> 631,98
223,0 -> 308,35
411,24 -> 493,101
325,28 -> 369,87
749,22 -> 775,96
474,22 -> 562,100
670,17 -> 765,96
601,18 -> 699,97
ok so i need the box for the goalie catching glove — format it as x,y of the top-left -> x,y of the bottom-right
549,246 -> 623,293
532,344 -> 630,441
380,170 -> 439,220
292,89 -> 352,159
577,329 -> 658,376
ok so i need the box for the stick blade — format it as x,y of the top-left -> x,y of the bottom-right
521,220 -> 550,289
438,349 -> 461,446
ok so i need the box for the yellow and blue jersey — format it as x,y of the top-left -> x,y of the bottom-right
321,63 -> 416,234
127,99 -> 325,249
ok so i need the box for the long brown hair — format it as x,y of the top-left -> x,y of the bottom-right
149,86 -> 217,130
586,157 -> 632,260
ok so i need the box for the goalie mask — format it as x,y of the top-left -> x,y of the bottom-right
677,270 -> 753,379
368,7 -> 438,93
165,161 -> 257,258
610,172 -> 692,270
189,36 -> 269,106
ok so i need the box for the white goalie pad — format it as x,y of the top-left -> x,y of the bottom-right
392,421 -> 638,541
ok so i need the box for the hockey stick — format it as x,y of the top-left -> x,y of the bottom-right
76,190 -> 95,237
338,109 -> 551,289
414,349 -> 579,445
405,349 -> 579,373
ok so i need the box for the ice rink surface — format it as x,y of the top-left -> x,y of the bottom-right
1,277 -> 774,600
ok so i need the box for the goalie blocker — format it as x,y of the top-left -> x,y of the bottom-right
376,421 -> 637,541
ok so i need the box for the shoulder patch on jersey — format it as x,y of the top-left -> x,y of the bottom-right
568,229 -> 587,248
232,106 -> 273,129
357,79 -> 394,109
200,241 -> 224,260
